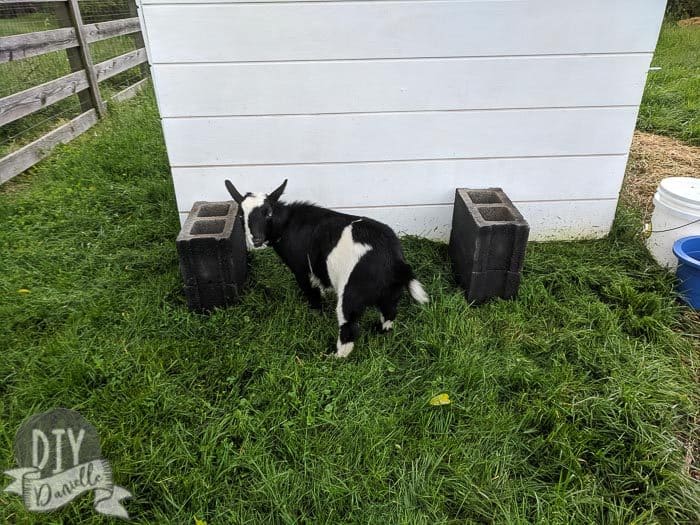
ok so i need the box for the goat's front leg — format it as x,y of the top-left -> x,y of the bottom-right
293,271 -> 322,310
335,290 -> 363,358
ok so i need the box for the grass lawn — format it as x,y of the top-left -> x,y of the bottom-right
638,21 -> 700,146
1,91 -> 699,523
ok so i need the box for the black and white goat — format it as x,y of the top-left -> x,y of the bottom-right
225,179 -> 429,358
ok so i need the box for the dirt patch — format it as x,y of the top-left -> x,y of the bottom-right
678,17 -> 700,27
620,131 -> 700,219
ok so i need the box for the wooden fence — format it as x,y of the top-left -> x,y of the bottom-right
0,0 -> 149,184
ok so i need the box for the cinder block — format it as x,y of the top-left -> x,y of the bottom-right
183,283 -> 241,313
448,188 -> 529,304
176,201 -> 247,312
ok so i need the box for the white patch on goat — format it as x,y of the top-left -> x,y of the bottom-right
309,272 -> 332,297
336,340 -> 354,358
240,193 -> 267,250
326,223 -> 372,326
379,314 -> 393,331
408,279 -> 429,304
308,256 -> 330,296
309,272 -> 323,289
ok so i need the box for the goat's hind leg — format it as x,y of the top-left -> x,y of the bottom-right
375,285 -> 402,333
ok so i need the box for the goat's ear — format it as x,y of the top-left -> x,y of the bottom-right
268,179 -> 287,203
225,179 -> 245,204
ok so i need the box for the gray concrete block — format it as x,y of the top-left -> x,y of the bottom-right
449,188 -> 529,304
183,283 -> 241,313
176,201 -> 247,312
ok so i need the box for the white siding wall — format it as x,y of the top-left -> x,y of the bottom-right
137,0 -> 666,241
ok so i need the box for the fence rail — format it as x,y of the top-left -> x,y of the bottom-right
0,0 -> 149,184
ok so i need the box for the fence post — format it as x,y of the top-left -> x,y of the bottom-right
128,0 -> 149,78
53,2 -> 91,113
55,0 -> 106,118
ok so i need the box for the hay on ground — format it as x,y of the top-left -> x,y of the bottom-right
620,131 -> 700,219
678,17 -> 700,27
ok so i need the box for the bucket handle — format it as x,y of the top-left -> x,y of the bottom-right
645,217 -> 700,234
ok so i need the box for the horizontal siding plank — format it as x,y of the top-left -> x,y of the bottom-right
0,110 -> 98,185
0,70 -> 88,127
162,107 -> 638,166
84,17 -> 141,43
142,0 -> 516,3
171,155 -> 628,211
0,27 -> 78,63
513,199 -> 617,241
94,49 -> 148,82
177,199 -> 618,241
152,54 -> 651,117
142,0 -> 666,63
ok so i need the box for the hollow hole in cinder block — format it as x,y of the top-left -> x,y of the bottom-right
197,203 -> 230,217
479,206 -> 516,222
467,190 -> 502,204
191,220 -> 225,235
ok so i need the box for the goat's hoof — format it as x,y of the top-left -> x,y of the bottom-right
335,341 -> 354,358
370,321 -> 385,333
371,320 -> 393,334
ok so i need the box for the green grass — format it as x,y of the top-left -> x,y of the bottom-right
638,22 -> 700,145
0,11 -> 60,37
1,90 -> 699,523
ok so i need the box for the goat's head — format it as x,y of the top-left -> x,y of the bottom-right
225,179 -> 287,250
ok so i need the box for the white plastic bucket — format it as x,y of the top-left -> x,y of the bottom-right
647,177 -> 700,269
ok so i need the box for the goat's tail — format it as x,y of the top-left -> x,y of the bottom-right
408,279 -> 429,304
396,261 -> 429,304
